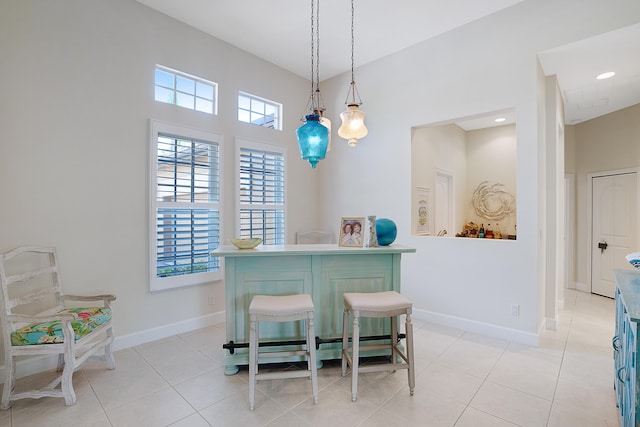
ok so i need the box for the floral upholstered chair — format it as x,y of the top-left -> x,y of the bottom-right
0,246 -> 116,408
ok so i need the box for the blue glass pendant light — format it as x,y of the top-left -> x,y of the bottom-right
296,0 -> 329,168
297,114 -> 329,169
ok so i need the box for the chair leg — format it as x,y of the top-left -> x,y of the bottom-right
61,349 -> 76,406
307,315 -> 319,405
249,315 -> 257,411
351,315 -> 360,402
341,308 -> 349,377
105,326 -> 116,370
56,353 -> 65,372
406,312 -> 415,396
1,357 -> 15,410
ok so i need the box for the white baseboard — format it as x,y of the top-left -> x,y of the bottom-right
546,316 -> 558,330
412,308 -> 539,347
113,310 -> 225,351
575,281 -> 589,293
1,311 -> 226,380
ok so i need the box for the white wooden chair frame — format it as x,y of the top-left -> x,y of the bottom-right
0,246 -> 116,409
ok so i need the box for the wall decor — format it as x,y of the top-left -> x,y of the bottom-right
339,217 -> 365,247
415,186 -> 431,235
472,181 -> 515,220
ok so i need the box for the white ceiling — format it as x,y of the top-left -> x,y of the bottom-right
137,0 -> 640,127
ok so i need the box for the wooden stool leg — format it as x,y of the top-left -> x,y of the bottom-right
249,315 -> 257,411
391,315 -> 398,370
406,312 -> 415,396
307,314 -> 319,405
351,314 -> 360,402
341,308 -> 349,377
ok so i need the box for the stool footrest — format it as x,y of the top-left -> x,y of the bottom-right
357,363 -> 409,374
259,350 -> 309,359
256,370 -> 312,381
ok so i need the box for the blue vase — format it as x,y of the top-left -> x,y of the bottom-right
376,218 -> 397,246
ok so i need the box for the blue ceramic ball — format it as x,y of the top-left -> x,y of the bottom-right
376,218 -> 397,246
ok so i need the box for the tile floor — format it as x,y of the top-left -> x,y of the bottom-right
0,289 -> 619,426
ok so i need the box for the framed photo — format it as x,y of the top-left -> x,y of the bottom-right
339,217 -> 365,247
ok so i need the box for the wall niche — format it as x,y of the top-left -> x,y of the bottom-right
411,109 -> 517,239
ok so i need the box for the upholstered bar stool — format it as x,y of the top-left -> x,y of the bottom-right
341,291 -> 415,402
248,294 -> 319,411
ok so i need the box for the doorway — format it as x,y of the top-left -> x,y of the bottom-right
435,170 -> 454,237
590,171 -> 638,298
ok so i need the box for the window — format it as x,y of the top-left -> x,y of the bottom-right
236,138 -> 286,244
238,92 -> 282,130
149,120 -> 223,291
154,65 -> 218,115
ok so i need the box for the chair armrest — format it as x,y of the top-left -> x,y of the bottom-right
7,313 -> 76,324
61,294 -> 116,302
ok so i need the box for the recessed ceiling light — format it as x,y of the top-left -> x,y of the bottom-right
494,117 -> 506,123
596,71 -> 615,80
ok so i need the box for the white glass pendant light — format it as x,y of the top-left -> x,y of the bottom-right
338,0 -> 368,147
296,0 -> 329,168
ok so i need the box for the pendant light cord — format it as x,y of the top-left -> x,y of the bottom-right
350,0 -> 355,84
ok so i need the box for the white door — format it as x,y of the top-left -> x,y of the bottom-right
435,171 -> 453,236
591,172 -> 637,298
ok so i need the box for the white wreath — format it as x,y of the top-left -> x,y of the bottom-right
472,181 -> 515,220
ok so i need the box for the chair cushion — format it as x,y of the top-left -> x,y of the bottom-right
11,307 -> 112,346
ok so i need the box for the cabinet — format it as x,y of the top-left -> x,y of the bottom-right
212,244 -> 416,375
613,269 -> 640,427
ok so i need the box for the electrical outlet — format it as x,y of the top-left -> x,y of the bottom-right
208,296 -> 215,306
510,304 -> 520,316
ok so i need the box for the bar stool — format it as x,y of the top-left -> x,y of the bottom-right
341,291 -> 415,402
248,294 -> 319,411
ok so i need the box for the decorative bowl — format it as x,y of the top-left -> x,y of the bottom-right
626,252 -> 640,270
230,238 -> 262,250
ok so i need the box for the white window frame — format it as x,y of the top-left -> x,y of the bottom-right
154,65 -> 218,115
237,92 -> 283,130
235,138 -> 287,244
149,120 -> 224,291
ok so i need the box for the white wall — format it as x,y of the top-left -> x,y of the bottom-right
1,0 -> 640,369
0,0 -> 317,357
317,0 -> 640,343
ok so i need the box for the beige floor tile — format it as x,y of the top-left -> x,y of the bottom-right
470,381 -> 552,427
381,387 -> 466,427
436,332 -> 509,378
547,402 -> 615,427
291,384 -> 379,426
133,337 -> 220,385
105,387 -> 195,427
82,348 -> 170,410
487,342 -> 562,400
174,364 -> 247,410
167,412 -> 213,427
198,392 -> 289,426
455,407 -> 520,427
417,361 -> 484,404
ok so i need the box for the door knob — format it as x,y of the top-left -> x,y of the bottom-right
598,241 -> 608,254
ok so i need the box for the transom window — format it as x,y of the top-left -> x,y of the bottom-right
236,138 -> 286,244
154,65 -> 218,115
238,92 -> 282,130
149,120 -> 223,291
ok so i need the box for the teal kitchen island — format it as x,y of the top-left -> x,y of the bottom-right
212,244 -> 416,375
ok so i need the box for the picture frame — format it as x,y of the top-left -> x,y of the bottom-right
339,217 -> 365,247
